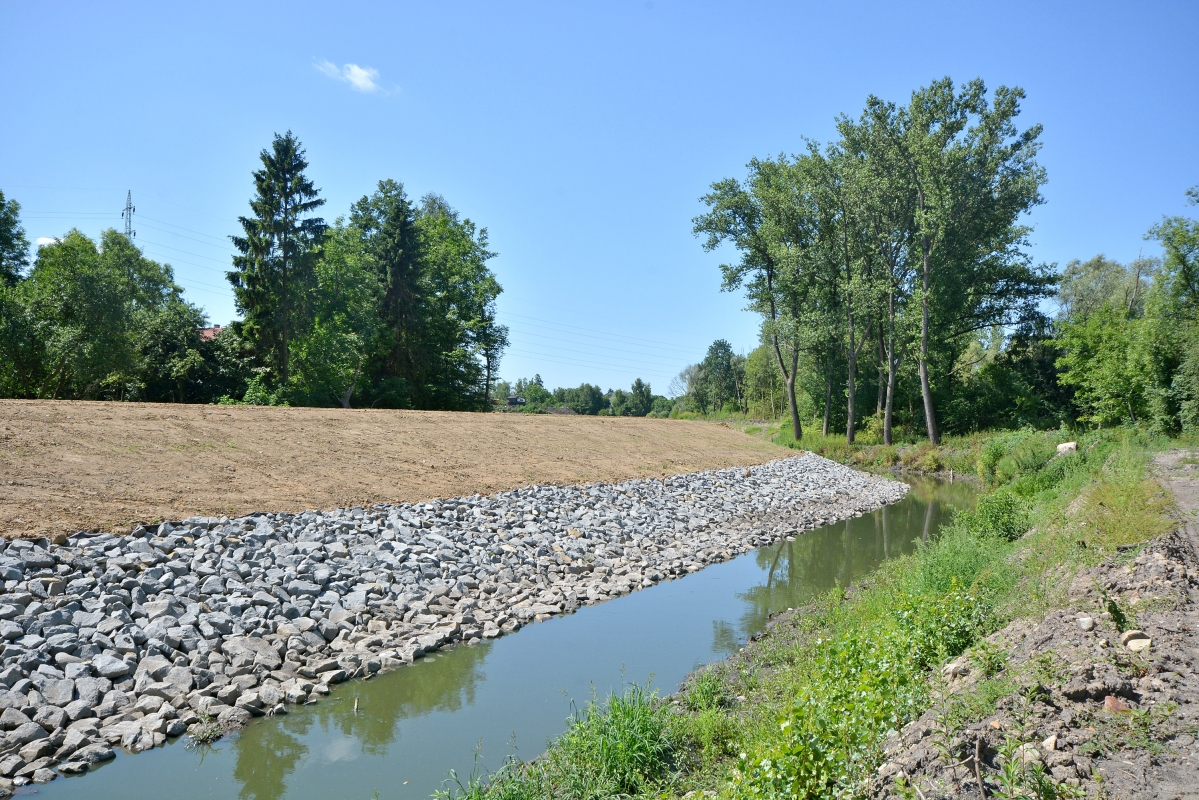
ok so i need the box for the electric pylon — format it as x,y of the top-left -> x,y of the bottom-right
122,191 -> 136,239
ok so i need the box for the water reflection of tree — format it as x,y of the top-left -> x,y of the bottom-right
231,641 -> 490,800
719,478 -> 974,651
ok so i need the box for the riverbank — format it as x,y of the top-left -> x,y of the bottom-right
443,428 -> 1190,799
0,453 -> 905,792
0,400 -> 787,541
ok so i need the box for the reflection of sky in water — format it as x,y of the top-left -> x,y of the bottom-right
41,477 -> 973,800
321,736 -> 360,764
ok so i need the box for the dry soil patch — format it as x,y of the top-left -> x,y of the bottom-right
0,400 -> 786,539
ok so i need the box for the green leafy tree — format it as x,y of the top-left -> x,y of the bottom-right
228,131 -> 326,387
415,195 -> 507,410
0,190 -> 30,286
695,162 -> 812,438
1057,303 -> 1155,425
292,221 -> 385,408
701,340 -> 741,413
3,229 -> 198,400
894,78 -> 1050,443
555,383 -> 607,415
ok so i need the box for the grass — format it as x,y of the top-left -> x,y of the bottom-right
440,427 -> 1179,800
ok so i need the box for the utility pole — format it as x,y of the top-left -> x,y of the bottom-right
121,191 -> 136,240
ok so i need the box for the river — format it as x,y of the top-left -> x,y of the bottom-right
33,476 -> 974,800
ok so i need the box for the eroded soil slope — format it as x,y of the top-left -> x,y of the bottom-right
0,400 -> 786,539
872,450 -> 1199,799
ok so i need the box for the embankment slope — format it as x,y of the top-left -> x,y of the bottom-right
0,400 -> 787,539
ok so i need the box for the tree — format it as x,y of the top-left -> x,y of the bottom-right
415,194 -> 507,410
628,378 -> 654,416
352,180 -> 423,396
1058,255 -> 1142,320
892,79 -> 1048,443
228,131 -> 326,387
291,221 -> 385,408
700,340 -> 739,412
1057,303 -> 1154,425
837,103 -> 917,444
2,229 -> 201,400
695,160 -> 815,438
0,191 -> 30,286
555,383 -> 607,415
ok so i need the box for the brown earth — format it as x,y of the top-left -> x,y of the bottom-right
871,449 -> 1199,799
0,400 -> 787,540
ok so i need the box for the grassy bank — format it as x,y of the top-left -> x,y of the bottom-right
439,428 -> 1176,800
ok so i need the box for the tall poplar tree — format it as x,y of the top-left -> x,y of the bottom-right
228,132 -> 325,385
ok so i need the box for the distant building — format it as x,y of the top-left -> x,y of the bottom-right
506,396 -> 526,406
198,324 -> 224,341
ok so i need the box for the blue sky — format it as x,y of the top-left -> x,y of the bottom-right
2,2 -> 1196,394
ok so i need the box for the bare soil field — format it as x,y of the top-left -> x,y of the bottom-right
0,400 -> 786,540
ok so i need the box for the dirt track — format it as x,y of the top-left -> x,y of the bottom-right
0,400 -> 787,539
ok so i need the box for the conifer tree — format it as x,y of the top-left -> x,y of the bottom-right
228,132 -> 325,385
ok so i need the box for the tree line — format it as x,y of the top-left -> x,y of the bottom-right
497,375 -> 673,417
0,132 -> 508,409
691,77 -> 1199,442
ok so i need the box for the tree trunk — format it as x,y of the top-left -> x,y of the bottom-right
822,360 -> 833,437
876,327 -> 885,416
918,220 -> 939,445
883,293 -> 898,446
771,332 -> 802,441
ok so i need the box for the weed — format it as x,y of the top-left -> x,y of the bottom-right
185,712 -> 222,748
971,639 -> 1009,678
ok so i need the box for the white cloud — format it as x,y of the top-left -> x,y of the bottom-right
35,237 -> 57,247
315,59 -> 383,93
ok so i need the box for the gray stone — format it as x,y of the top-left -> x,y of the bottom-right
221,637 -> 282,670
8,721 -> 48,745
91,655 -> 131,679
135,655 -> 172,681
0,708 -> 29,730
32,705 -> 67,731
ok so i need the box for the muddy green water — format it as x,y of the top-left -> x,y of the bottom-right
35,477 -> 974,800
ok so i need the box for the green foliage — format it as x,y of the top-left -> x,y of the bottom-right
0,190 -> 30,286
0,227 -> 215,401
954,488 -> 1028,542
228,131 -> 326,387
436,683 -> 676,800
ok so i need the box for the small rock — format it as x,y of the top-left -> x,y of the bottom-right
1076,617 -> 1095,632
1042,733 -> 1058,751
1104,695 -> 1130,712
1127,637 -> 1151,653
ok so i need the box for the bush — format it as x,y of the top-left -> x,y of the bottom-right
953,489 -> 1028,542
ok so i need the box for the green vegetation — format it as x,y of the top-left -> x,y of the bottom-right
498,374 -> 672,417
439,428 -> 1176,799
0,134 -> 508,408
675,77 -> 1199,444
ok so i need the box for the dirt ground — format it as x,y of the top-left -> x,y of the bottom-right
871,449 -> 1199,799
0,400 -> 786,540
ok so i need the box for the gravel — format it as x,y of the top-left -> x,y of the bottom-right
0,453 -> 904,790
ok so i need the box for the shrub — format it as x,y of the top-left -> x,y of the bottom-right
954,489 -> 1028,542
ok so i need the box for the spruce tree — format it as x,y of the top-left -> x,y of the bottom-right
351,180 -> 425,394
228,132 -> 325,385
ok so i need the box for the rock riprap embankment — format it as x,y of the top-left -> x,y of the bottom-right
0,453 -> 904,789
